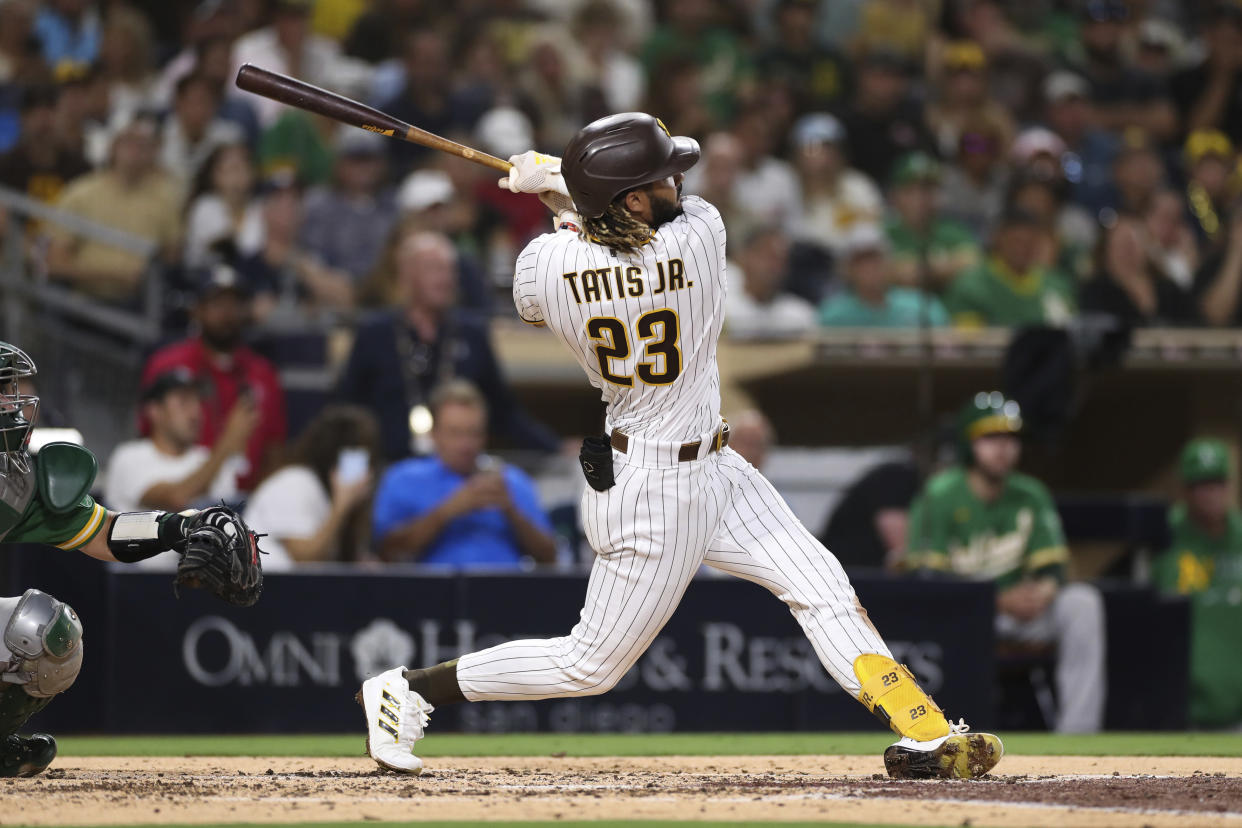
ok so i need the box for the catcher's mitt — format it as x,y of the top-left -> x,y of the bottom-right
174,506 -> 263,607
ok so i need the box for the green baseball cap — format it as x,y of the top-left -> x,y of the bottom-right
1180,438 -> 1231,484
890,152 -> 942,187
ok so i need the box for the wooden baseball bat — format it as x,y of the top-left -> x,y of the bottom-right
234,64 -> 512,173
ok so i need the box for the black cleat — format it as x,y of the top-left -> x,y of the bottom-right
0,733 -> 57,778
0,734 -> 57,779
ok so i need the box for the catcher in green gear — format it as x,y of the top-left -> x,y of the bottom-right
905,392 -> 1107,733
0,341 -> 262,778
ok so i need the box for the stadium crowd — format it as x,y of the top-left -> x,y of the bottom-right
5,0 -> 1242,329
1,0 -> 1242,730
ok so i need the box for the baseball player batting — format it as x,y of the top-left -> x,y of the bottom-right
359,113 -> 1003,780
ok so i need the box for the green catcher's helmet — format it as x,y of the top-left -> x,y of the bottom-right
0,341 -> 39,456
957,391 -> 1022,465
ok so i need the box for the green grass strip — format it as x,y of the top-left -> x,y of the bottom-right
56,731 -> 1242,758
37,823 -> 935,828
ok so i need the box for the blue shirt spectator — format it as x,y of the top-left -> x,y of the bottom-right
371,380 -> 557,567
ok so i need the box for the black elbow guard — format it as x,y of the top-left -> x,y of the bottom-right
107,510 -> 195,563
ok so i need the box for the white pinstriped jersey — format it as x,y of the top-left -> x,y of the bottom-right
512,196 -> 727,443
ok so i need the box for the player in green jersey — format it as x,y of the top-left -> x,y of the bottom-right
1151,438 -> 1242,727
0,342 -> 253,777
906,392 -> 1106,732
1153,439 -> 1242,596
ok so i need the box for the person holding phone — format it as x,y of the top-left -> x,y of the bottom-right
242,405 -> 381,563
371,380 -> 557,567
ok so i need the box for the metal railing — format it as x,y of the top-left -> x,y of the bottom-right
0,184 -> 165,345
0,184 -> 165,453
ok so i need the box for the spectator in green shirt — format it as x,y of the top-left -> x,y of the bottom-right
1151,438 -> 1242,728
906,393 -> 1105,732
819,223 -> 948,328
884,152 -> 981,292
942,207 -> 1078,328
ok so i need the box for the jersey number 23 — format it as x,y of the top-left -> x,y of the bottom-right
586,309 -> 682,388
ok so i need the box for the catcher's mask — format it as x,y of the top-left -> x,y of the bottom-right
0,341 -> 39,470
957,391 -> 1021,466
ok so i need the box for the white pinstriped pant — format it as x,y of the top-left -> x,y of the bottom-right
456,445 -> 892,701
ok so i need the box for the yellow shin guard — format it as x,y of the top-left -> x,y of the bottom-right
854,654 -> 950,742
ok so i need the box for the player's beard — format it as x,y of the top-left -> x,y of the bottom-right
648,186 -> 684,228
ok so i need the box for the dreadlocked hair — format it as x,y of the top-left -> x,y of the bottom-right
582,199 -> 654,252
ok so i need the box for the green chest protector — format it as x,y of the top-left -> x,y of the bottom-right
34,443 -> 97,515
0,444 -> 97,541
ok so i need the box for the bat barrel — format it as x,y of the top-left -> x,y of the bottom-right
234,64 -> 511,172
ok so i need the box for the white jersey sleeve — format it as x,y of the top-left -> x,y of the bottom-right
513,232 -> 557,326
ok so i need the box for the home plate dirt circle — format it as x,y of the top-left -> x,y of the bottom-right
5,756 -> 1242,827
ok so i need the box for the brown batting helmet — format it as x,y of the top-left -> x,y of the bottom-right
561,113 -> 701,218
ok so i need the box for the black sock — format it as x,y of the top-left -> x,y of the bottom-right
403,660 -> 466,707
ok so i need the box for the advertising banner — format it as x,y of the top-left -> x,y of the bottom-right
104,570 -> 995,733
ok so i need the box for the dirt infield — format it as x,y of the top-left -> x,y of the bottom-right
6,755 -> 1242,826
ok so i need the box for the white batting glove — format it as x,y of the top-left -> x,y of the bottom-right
499,151 -> 566,193
499,151 -> 578,221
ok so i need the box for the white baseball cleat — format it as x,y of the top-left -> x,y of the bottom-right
356,666 -> 433,774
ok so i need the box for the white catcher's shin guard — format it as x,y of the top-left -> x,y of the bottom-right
357,667 -> 433,774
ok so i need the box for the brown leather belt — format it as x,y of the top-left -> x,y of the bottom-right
610,422 -> 730,462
